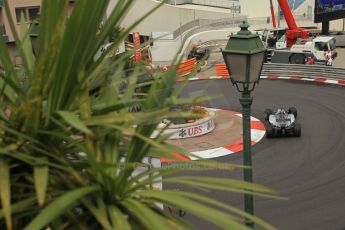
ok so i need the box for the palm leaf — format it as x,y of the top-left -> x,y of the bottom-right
0,198 -> 37,219
0,157 -> 12,230
137,190 -> 250,230
122,197 -> 174,230
81,198 -> 113,230
33,164 -> 49,206
164,177 -> 284,199
107,205 -> 131,230
46,0 -> 108,116
138,190 -> 278,230
24,186 -> 99,230
57,111 -> 93,135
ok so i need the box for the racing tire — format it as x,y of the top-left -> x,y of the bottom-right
266,123 -> 274,138
293,123 -> 301,137
288,107 -> 297,118
264,108 -> 273,121
290,54 -> 306,64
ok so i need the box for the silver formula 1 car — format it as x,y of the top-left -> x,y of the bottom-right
264,107 -> 301,138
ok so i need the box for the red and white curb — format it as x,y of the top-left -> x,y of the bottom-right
161,108 -> 266,162
176,76 -> 226,82
188,76 -> 226,81
260,75 -> 345,86
183,75 -> 345,87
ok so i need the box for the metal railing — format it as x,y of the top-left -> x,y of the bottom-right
172,16 -> 246,39
172,12 -> 312,40
163,0 -> 240,10
173,19 -> 203,39
180,16 -> 247,42
262,63 -> 345,80
170,14 -> 314,59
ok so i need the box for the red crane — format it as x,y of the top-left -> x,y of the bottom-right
276,0 -> 309,47
270,0 -> 277,28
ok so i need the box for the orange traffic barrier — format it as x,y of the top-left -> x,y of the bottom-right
157,57 -> 196,77
177,57 -> 196,76
215,63 -> 230,77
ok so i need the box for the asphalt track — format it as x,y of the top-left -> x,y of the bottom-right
167,78 -> 345,230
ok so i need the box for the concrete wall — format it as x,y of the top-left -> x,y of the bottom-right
174,0 -> 188,4
107,0 -> 238,36
151,23 -> 271,65
240,0 -> 312,21
239,0 -> 278,18
150,38 -> 183,64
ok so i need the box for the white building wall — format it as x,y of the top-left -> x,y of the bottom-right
150,39 -> 183,63
239,0 -> 278,18
107,0 -> 238,36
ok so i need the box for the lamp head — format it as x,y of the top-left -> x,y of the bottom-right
222,21 -> 266,92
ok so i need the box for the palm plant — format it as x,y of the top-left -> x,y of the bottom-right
0,0 -> 281,229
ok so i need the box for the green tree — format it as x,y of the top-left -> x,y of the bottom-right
0,0 -> 281,229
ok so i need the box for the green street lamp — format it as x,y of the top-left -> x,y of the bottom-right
222,21 -> 266,228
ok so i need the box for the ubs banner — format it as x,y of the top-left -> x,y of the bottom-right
133,32 -> 141,62
167,117 -> 215,140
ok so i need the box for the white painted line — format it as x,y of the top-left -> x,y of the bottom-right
190,147 -> 233,160
278,76 -> 293,79
234,114 -> 260,121
209,76 -> 224,79
325,79 -> 339,85
207,108 -> 220,111
301,78 -> 315,81
251,130 -> 266,142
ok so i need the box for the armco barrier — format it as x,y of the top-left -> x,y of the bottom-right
261,63 -> 345,79
215,63 -> 230,77
214,63 -> 345,81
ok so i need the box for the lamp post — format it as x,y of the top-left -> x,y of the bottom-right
222,21 -> 266,228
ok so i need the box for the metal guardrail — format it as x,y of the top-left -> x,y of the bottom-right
262,63 -> 345,80
173,19 -> 204,39
172,15 -> 313,59
163,0 -> 240,10
173,14 -> 311,40
180,16 -> 247,43
173,17 -> 246,39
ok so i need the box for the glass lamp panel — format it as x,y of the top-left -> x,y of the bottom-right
224,53 -> 247,82
249,52 -> 265,83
